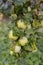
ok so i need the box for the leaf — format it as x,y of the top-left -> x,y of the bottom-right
14,0 -> 26,6
23,45 -> 32,51
24,13 -> 33,21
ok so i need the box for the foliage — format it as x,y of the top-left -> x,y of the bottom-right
0,0 -> 43,65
